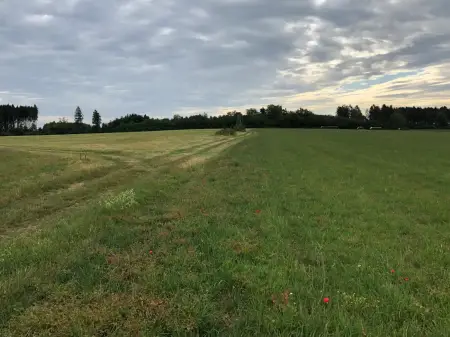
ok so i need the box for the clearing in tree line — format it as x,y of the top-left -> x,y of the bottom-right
1,129 -> 450,336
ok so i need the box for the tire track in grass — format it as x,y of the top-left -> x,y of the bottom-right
0,134 -> 248,237
164,134 -> 249,169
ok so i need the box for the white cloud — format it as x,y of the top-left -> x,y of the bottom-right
24,13 -> 54,24
189,8 -> 209,18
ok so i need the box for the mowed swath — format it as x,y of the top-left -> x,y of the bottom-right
0,130 -> 245,235
1,129 -> 450,336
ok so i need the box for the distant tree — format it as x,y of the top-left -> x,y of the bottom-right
350,105 -> 364,120
336,105 -> 350,118
436,111 -> 448,128
368,105 -> 382,122
441,106 -> 450,121
74,106 -> 84,124
0,104 -> 38,133
389,112 -> 407,129
380,104 -> 394,125
266,104 -> 283,119
295,108 -> 314,116
246,108 -> 258,116
92,110 -> 102,131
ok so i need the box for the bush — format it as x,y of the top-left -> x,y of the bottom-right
215,128 -> 237,136
388,112 -> 407,129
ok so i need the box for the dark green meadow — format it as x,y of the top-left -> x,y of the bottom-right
1,129 -> 450,336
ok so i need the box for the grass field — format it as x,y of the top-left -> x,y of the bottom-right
1,129 -> 450,336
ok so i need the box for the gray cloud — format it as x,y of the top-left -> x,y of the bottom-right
1,0 -> 450,121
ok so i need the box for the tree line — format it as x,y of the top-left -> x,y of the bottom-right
1,104 -> 449,136
0,104 -> 38,134
336,104 -> 450,129
99,104 -> 450,133
40,107 -> 102,135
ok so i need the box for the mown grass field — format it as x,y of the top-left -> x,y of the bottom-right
1,129 -> 450,336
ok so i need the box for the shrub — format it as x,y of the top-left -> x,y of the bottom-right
215,128 -> 237,136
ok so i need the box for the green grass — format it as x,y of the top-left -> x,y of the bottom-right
1,129 -> 450,336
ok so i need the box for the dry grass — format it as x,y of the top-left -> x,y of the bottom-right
0,130 -> 221,153
179,137 -> 244,168
0,130 -> 248,236
6,292 -> 170,336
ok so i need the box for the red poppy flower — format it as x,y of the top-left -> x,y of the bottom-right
390,269 -> 395,273
149,250 -> 153,255
255,209 -> 261,214
323,297 -> 330,303
404,277 -> 409,281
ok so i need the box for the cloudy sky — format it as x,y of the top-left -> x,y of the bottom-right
1,0 -> 449,124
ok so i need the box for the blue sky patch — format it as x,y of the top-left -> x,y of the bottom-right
342,70 -> 420,91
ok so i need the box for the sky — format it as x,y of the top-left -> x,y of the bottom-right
1,0 -> 450,124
